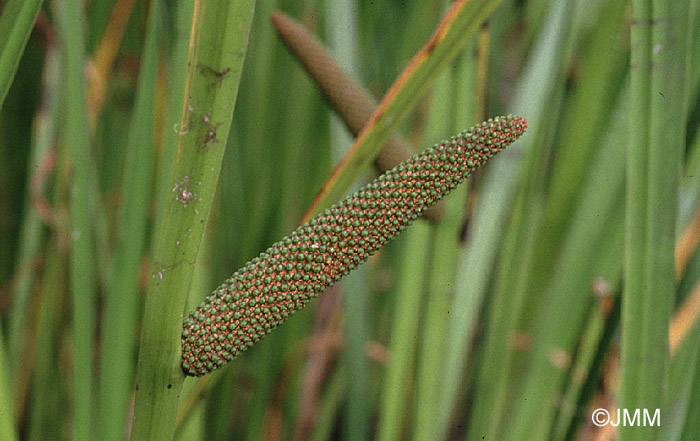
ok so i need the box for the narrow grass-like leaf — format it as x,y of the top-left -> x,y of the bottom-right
227,0 -> 283,260
26,243 -> 66,441
0,0 -> 44,109
551,300 -> 616,441
55,0 -> 97,439
341,267 -> 370,440
309,369 -> 346,441
6,46 -> 60,433
0,325 -> 18,441
130,1 -> 255,439
620,2 -> 691,440
679,14 -> 700,225
97,2 -> 162,439
533,0 -> 628,270
7,43 -> 60,373
665,303 -> 700,441
413,41 -> 477,441
466,2 -> 575,439
431,29 -> 487,440
88,0 -> 138,123
678,321 -> 700,441
377,222 -> 431,441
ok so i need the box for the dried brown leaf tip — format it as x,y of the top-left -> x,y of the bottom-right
181,115 -> 527,376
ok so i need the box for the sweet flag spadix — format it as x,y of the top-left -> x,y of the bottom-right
182,115 -> 527,377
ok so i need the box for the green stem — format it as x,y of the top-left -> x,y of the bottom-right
130,1 -> 255,439
621,1 -> 690,440
56,0 -> 96,439
0,324 -> 18,441
98,2 -> 162,439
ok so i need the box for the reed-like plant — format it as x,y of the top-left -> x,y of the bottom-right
1,1 -> 699,440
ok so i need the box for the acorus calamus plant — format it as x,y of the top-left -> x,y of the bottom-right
182,115 -> 527,377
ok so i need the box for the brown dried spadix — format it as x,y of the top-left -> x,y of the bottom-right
182,115 -> 527,376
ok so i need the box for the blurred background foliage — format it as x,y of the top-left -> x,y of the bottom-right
0,0 -> 699,440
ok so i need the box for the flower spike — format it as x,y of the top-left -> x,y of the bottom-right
182,115 -> 527,376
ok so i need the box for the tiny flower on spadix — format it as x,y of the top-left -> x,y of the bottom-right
181,115 -> 527,376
